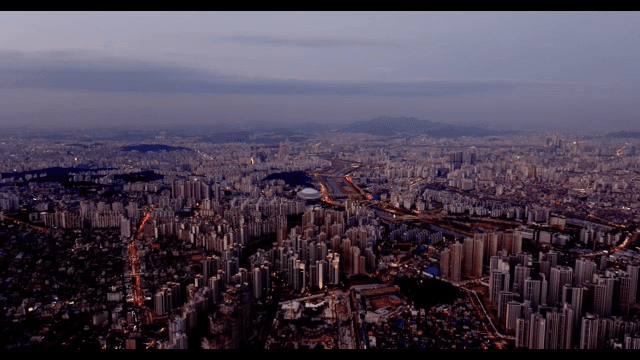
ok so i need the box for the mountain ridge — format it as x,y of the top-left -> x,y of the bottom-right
338,116 -> 508,137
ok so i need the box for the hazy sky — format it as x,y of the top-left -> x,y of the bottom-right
1,11 -> 639,132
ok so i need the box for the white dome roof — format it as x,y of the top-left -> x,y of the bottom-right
300,188 -> 319,194
297,188 -> 322,200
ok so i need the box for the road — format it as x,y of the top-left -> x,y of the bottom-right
576,228 -> 640,259
130,206 -> 153,308
2,213 -> 62,232
315,157 -> 368,203
43,312 -> 94,349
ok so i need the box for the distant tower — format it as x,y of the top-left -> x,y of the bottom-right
450,151 -> 463,170
469,146 -> 478,165
213,183 -> 221,203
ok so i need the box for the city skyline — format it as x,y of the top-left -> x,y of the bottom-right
3,11 -> 640,350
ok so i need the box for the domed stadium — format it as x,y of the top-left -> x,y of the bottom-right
297,188 -> 322,200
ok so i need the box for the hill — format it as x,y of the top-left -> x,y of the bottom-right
606,131 -> 640,139
340,116 -> 505,137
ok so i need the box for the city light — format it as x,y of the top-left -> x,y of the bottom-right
1,20 -> 638,348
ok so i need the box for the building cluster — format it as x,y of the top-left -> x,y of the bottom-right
266,290 -> 354,349
482,246 -> 640,349
2,129 -> 640,349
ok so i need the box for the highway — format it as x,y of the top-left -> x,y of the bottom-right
130,206 -> 153,308
315,157 -> 368,204
576,228 -> 640,259
2,213 -> 62,232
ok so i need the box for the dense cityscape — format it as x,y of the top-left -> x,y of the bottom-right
1,126 -> 640,349
3,11 -> 640,350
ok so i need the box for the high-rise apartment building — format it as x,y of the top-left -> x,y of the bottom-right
549,266 -> 574,307
574,258 -> 597,287
580,313 -> 600,349
516,317 -> 529,349
617,273 -> 632,316
528,312 -> 546,349
514,264 -> 532,297
524,277 -> 542,312
497,291 -> 514,320
545,305 -> 574,349
441,248 -> 451,281
626,264 -> 640,304
562,285 -> 586,331
490,269 -> 510,308
506,301 -> 532,334
593,274 -> 615,317
251,267 -> 262,299
450,242 -> 463,283
121,216 -> 131,238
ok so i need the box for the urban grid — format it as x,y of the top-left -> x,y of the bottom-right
1,127 -> 640,349
2,11 -> 640,350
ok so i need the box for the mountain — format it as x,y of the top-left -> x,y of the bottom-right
340,116 -> 506,137
45,117 -> 508,140
606,131 -> 640,139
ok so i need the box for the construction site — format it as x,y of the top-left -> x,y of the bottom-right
266,290 -> 356,349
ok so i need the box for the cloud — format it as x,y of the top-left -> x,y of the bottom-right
215,35 -> 407,48
0,50 -> 539,98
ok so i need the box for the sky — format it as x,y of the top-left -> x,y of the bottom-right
1,11 -> 639,133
